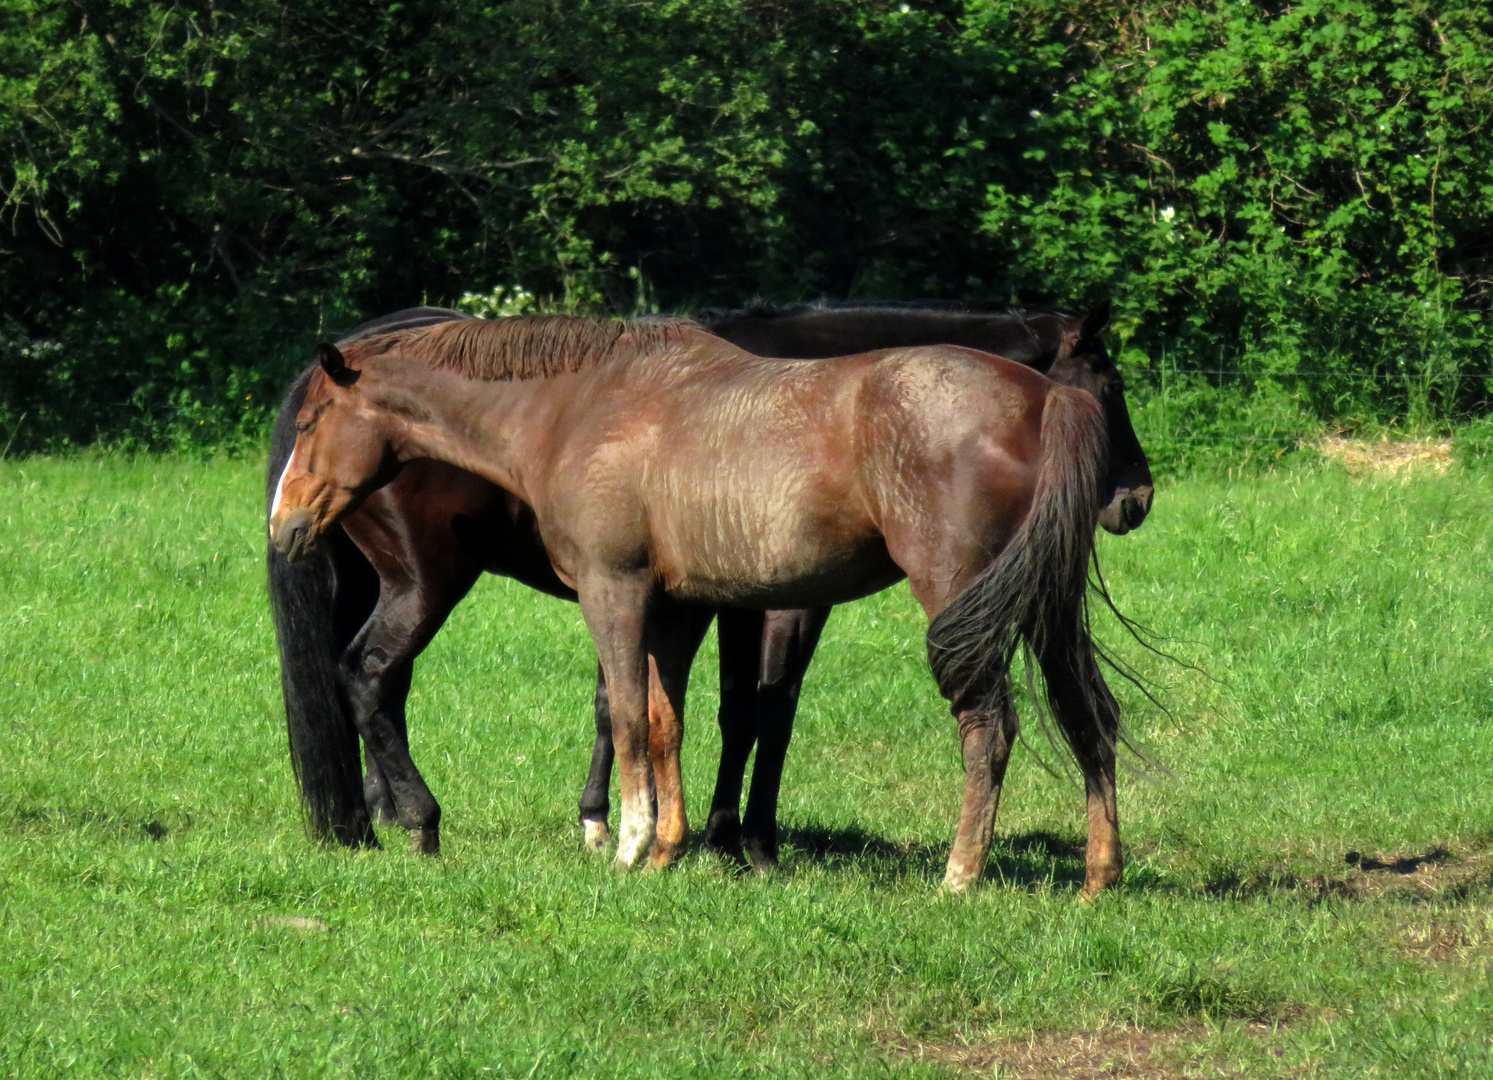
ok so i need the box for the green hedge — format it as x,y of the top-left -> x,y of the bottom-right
2,0 -> 1489,452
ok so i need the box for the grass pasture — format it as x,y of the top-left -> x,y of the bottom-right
1,452 -> 1491,1079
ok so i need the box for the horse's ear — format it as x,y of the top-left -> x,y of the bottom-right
1080,299 -> 1111,340
1078,299 -> 1111,340
317,343 -> 359,386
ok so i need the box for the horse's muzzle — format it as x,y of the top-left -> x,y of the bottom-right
269,508 -> 319,562
1098,485 -> 1154,536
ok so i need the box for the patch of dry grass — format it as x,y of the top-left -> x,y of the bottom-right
888,1022 -> 1288,1079
1317,435 -> 1452,476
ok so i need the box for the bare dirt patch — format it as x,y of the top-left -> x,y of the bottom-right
1206,846 -> 1493,903
1317,435 -> 1451,477
1400,917 -> 1490,964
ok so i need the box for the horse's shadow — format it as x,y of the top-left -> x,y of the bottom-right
746,824 -> 1491,903
775,823 -> 1096,891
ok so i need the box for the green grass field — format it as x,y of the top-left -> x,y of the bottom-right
1,453 -> 1490,1079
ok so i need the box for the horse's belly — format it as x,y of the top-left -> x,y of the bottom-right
634,396 -> 884,605
657,529 -> 902,609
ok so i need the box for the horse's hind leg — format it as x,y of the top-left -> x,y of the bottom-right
941,679 -> 1020,892
901,538 -> 1024,893
740,606 -> 831,871
1036,636 -> 1123,896
578,663 -> 615,852
704,608 -> 766,862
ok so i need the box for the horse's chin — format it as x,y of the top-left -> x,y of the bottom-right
1098,486 -> 1154,535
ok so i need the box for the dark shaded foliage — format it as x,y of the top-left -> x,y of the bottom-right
1,0 -> 1489,451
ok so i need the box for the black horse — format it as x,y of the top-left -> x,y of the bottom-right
266,300 -> 1153,865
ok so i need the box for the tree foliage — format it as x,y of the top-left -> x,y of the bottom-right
1,0 -> 1489,450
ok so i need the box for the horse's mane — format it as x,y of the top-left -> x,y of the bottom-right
355,315 -> 698,382
335,306 -> 472,346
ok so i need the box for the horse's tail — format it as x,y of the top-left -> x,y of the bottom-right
266,369 -> 373,846
926,385 -> 1108,723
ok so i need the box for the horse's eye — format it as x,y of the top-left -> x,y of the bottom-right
296,420 -> 315,434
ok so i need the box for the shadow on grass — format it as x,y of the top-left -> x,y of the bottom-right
776,822 -> 947,882
777,823 -> 1099,891
777,823 -> 1493,905
1203,846 -> 1493,905
8,803 -> 177,843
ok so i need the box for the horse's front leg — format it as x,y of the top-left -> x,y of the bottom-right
578,662 -> 615,852
645,607 -> 714,868
580,576 -> 657,869
740,606 -> 831,871
1037,635 -> 1123,896
704,608 -> 766,861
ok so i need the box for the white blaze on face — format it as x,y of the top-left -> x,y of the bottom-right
270,448 -> 297,521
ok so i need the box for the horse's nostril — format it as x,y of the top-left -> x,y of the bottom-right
1122,486 -> 1153,526
271,510 -> 317,560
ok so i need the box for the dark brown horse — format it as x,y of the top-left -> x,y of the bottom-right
266,302 -> 1152,869
269,316 -> 1127,893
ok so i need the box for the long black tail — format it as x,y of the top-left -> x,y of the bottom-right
926,386 -> 1109,726
266,368 -> 373,846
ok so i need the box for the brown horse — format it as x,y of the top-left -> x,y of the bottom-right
267,301 -> 1152,869
269,316 -> 1125,893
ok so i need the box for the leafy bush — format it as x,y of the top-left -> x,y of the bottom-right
1,0 -> 1488,452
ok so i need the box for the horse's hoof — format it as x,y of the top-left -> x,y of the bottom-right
1080,875 -> 1120,901
705,844 -> 749,870
614,826 -> 653,870
409,828 -> 440,856
702,812 -> 742,854
647,834 -> 689,870
582,820 -> 612,853
702,823 -> 748,868
941,865 -> 979,893
743,838 -> 778,873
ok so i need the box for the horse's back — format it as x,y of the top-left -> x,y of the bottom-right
857,344 -> 1052,447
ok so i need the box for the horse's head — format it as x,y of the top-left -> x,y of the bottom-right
1046,301 -> 1154,534
268,343 -> 403,561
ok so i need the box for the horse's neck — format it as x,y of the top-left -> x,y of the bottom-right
374,364 -> 538,500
